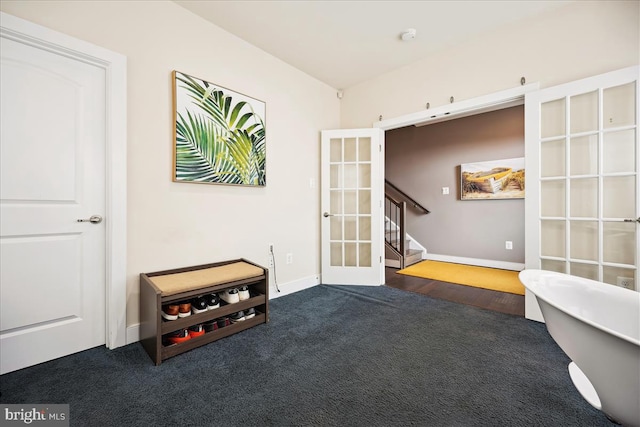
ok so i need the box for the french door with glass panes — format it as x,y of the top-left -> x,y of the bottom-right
526,66 -> 638,304
321,129 -> 384,285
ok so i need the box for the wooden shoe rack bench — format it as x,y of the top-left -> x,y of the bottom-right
140,258 -> 269,365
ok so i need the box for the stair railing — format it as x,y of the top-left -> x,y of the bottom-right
385,193 -> 407,269
385,180 -> 430,214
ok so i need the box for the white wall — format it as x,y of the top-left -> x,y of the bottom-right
0,1 -> 340,327
341,1 -> 640,128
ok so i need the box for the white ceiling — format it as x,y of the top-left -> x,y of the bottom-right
174,1 -> 572,90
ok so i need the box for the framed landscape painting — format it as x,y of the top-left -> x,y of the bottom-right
461,157 -> 525,200
172,71 -> 266,186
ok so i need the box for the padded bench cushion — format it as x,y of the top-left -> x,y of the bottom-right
148,261 -> 264,296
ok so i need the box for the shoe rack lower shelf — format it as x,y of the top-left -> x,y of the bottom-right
162,312 -> 266,360
140,259 -> 269,366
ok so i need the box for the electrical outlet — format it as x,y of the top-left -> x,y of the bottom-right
442,187 -> 449,195
505,241 -> 513,250
286,253 -> 293,264
617,276 -> 634,289
267,243 -> 274,268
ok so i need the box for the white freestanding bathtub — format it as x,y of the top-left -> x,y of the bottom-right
519,270 -> 640,426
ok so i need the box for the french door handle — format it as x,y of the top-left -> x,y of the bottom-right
77,215 -> 103,224
623,218 -> 640,223
323,212 -> 333,218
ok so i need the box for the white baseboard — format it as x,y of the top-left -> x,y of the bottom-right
270,274 -> 320,299
424,253 -> 524,271
126,323 -> 140,345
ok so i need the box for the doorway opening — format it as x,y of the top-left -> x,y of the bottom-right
375,85 -> 535,316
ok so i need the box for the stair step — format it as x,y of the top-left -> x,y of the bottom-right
404,249 -> 423,267
384,250 -> 423,268
385,241 -> 419,255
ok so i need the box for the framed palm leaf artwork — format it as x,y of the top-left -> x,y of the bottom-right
172,71 -> 266,186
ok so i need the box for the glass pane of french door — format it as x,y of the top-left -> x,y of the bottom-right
538,75 -> 639,290
329,136 -> 372,267
329,137 -> 371,267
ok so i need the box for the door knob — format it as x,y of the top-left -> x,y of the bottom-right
623,218 -> 640,223
323,212 -> 333,218
77,215 -> 103,224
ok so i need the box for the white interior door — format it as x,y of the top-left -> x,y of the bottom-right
525,66 -> 639,320
0,34 -> 107,374
321,129 -> 384,285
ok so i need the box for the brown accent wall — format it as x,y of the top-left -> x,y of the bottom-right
386,105 -> 524,263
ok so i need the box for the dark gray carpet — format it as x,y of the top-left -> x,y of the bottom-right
0,285 -> 612,426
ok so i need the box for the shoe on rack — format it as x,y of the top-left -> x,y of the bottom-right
244,307 -> 256,320
161,304 -> 179,321
188,324 -> 205,338
178,302 -> 192,318
203,319 -> 218,333
238,286 -> 250,301
163,328 -> 190,346
205,293 -> 220,310
216,317 -> 230,329
191,296 -> 208,314
230,311 -> 245,323
220,288 -> 240,304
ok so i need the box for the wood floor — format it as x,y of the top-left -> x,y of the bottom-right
385,267 -> 525,316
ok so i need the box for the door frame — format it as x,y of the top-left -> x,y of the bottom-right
373,82 -> 539,314
1,12 -> 128,349
374,84 -> 539,131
